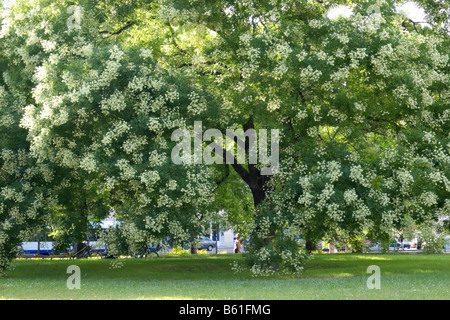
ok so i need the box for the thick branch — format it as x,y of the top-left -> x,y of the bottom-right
167,23 -> 187,54
195,132 -> 252,186
100,21 -> 135,36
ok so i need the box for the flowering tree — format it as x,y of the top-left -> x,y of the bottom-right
1,0 -> 449,276
0,0 -> 217,271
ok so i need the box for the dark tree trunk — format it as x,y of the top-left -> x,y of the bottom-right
249,180 -> 267,207
212,118 -> 275,245
229,119 -> 274,245
305,241 -> 314,254
74,199 -> 89,258
75,241 -> 87,258
247,173 -> 277,246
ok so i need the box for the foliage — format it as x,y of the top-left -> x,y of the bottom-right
418,222 -> 447,254
167,246 -> 191,256
348,236 -> 371,253
0,0 -> 449,276
99,225 -> 129,257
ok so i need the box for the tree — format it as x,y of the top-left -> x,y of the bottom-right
0,0 -> 449,276
0,0 -> 216,273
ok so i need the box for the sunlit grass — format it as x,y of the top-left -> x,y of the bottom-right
1,253 -> 449,300
325,255 -> 392,261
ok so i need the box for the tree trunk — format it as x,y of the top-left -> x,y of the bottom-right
250,184 -> 266,207
190,243 -> 198,255
249,177 -> 273,245
75,199 -> 89,258
305,240 -> 314,254
216,118 -> 274,245
75,241 -> 87,258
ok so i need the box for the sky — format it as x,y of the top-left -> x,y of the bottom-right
327,1 -> 427,23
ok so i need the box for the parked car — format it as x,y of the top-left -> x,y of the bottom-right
198,237 -> 217,251
399,242 -> 411,249
183,237 -> 217,251
390,240 -> 411,250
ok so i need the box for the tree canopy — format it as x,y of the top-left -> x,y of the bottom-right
0,0 -> 449,275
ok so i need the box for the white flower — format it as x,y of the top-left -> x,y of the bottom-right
187,92 -> 207,115
116,159 -> 136,180
140,48 -> 153,59
140,170 -> 160,187
79,44 -> 93,57
420,191 -> 438,207
41,40 -> 56,52
79,154 -> 97,173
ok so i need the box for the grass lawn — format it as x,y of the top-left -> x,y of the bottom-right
0,253 -> 449,300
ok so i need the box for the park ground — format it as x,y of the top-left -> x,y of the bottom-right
0,253 -> 449,300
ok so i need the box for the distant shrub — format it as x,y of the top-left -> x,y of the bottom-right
168,246 -> 190,255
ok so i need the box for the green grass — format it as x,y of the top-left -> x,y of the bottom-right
1,253 -> 449,299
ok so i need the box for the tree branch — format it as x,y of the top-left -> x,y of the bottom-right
167,22 -> 187,54
194,131 -> 252,186
100,21 -> 135,37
